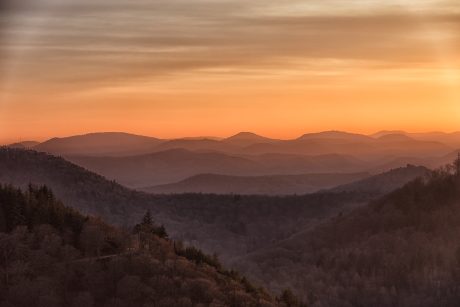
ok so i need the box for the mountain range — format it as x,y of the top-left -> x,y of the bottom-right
33,132 -> 163,156
13,130 -> 458,158
66,150 -> 368,188
4,130 -> 459,193
1,146 -> 458,305
234,164 -> 460,305
0,148 -> 432,263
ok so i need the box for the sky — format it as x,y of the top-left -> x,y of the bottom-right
0,0 -> 459,143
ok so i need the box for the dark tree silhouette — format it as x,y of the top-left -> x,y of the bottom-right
0,184 -> 281,306
142,210 -> 153,226
455,153 -> 460,176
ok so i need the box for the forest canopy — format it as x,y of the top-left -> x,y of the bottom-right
0,184 -> 303,307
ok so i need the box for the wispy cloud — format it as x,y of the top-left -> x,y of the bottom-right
1,0 -> 459,91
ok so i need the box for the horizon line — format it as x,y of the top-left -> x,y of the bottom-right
3,129 -> 460,145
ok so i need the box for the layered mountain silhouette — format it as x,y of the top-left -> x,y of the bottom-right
297,130 -> 374,142
67,149 -> 262,187
27,130 -> 455,159
67,150 -> 371,188
243,132 -> 450,157
0,148 -> 375,258
223,132 -> 279,147
142,172 -> 369,195
0,148 -> 432,262
3,130 -> 457,194
2,147 -> 454,305
153,138 -> 240,153
372,130 -> 460,148
34,132 -> 163,156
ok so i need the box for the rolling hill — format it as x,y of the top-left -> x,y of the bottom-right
372,130 -> 460,148
243,132 -> 451,158
33,132 -> 164,156
223,132 -> 279,147
330,164 -> 431,194
2,147 -> 449,305
0,148 -> 378,263
67,149 -> 262,187
22,131 -> 454,195
0,184 -> 280,306
153,138 -> 240,153
248,152 -> 366,174
234,161 -> 460,305
143,172 -> 370,195
297,130 -> 374,142
0,148 -> 434,263
64,150 -> 370,188
28,130 -> 455,165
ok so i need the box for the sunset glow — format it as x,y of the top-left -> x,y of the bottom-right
1,0 -> 459,143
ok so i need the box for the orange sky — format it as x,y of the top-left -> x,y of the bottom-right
0,0 -> 459,143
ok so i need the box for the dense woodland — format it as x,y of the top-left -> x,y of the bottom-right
0,184 -> 305,306
3,147 -> 460,306
0,148 -> 381,262
237,159 -> 460,306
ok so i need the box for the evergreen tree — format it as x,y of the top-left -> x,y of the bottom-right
455,153 -> 460,177
154,225 -> 168,239
142,210 -> 153,226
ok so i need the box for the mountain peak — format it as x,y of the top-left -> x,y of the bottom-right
370,130 -> 408,138
377,133 -> 414,142
297,130 -> 371,140
227,132 -> 265,140
34,132 -> 164,156
223,132 -> 277,147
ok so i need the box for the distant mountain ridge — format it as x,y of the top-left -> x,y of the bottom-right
143,172 -> 370,195
66,149 -> 370,188
0,148 -> 384,262
34,132 -> 163,156
223,132 -> 279,147
7,141 -> 40,148
376,133 -> 414,142
298,130 -> 374,142
2,147 -> 449,303
5,130 -> 456,193
14,130 -> 458,158
371,130 -> 460,148
153,138 -> 239,153
67,148 -> 262,187
330,164 -> 431,194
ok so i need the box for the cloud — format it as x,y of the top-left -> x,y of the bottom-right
1,0 -> 459,90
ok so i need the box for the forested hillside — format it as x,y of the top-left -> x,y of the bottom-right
0,184 -> 289,307
236,159 -> 460,306
0,148 -> 377,263
0,147 -> 151,225
330,164 -> 430,194
2,147 -> 444,305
